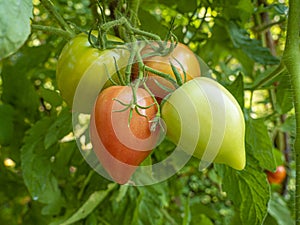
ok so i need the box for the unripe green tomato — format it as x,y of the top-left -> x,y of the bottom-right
56,32 -> 129,111
161,77 -> 246,170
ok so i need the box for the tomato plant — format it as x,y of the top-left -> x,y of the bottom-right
161,77 -> 246,170
90,85 -> 160,184
266,165 -> 287,185
1,0 -> 299,224
56,32 -> 129,108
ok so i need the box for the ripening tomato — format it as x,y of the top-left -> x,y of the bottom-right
133,42 -> 201,100
90,85 -> 160,184
161,77 -> 246,170
266,165 -> 287,184
56,32 -> 129,111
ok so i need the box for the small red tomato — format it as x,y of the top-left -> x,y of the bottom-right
266,165 -> 287,184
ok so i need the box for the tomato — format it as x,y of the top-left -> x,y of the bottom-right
161,77 -> 246,170
56,32 -> 129,111
134,42 -> 201,100
266,165 -> 287,184
90,85 -> 160,184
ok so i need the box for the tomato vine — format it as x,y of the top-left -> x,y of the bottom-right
282,0 -> 300,223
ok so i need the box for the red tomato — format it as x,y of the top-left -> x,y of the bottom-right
90,85 -> 160,184
133,42 -> 201,101
266,165 -> 287,184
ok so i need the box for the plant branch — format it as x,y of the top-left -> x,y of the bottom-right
31,24 -> 73,40
282,0 -> 300,224
246,62 -> 286,90
101,17 -> 161,41
40,0 -> 75,37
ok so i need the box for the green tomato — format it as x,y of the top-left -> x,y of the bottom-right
56,32 -> 129,111
161,77 -> 246,170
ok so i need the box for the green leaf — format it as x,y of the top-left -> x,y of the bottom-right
0,0 -> 33,60
44,110 -> 72,149
40,87 -> 63,108
263,214 -> 278,225
227,73 -> 244,108
268,193 -> 294,225
1,66 -> 40,120
162,0 -> 197,13
21,117 -> 64,215
215,160 -> 270,225
190,197 -> 219,223
221,0 -> 254,23
246,118 -> 276,171
276,75 -> 293,114
131,185 -> 165,225
227,22 -> 280,65
279,115 -> 296,135
196,214 -> 214,225
0,103 -> 14,146
138,8 -> 168,39
60,183 -> 117,225
0,47 -> 50,120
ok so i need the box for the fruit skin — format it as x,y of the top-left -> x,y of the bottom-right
161,77 -> 246,170
56,32 -> 128,110
266,165 -> 287,184
90,86 -> 160,184
134,42 -> 201,100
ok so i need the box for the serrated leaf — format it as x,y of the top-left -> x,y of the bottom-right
246,118 -> 276,171
215,161 -> 270,225
21,117 -> 64,215
1,45 -> 52,120
0,0 -> 33,60
227,22 -> 280,65
60,183 -> 117,225
1,71 -> 39,120
44,110 -> 72,149
0,103 -> 14,146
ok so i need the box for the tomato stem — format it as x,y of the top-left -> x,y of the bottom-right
282,0 -> 300,223
31,25 -> 74,40
144,66 -> 178,88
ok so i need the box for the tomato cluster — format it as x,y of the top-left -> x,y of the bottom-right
57,33 -> 246,184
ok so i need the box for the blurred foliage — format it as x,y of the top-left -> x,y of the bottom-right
0,0 -> 296,225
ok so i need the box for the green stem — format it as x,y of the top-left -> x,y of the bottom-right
246,62 -> 286,90
282,0 -> 300,223
31,24 -> 73,40
40,0 -> 75,36
101,17 -> 161,41
128,0 -> 140,27
144,66 -> 178,88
